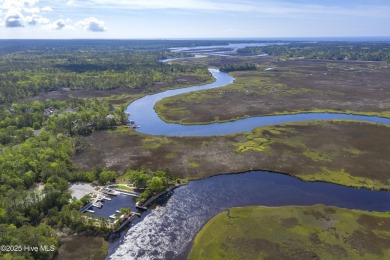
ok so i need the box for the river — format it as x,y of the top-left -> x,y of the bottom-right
126,69 -> 389,136
109,50 -> 390,259
109,171 -> 390,259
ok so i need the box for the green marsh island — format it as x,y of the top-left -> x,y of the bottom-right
189,205 -> 390,260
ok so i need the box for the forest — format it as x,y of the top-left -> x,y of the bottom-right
219,62 -> 257,72
238,41 -> 390,62
0,40 -> 217,104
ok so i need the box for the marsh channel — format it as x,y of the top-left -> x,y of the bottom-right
108,47 -> 390,259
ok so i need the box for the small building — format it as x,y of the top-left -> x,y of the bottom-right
43,107 -> 58,116
106,114 -> 115,120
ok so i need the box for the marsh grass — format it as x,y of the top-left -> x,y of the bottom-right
154,58 -> 390,124
75,121 -> 390,190
189,205 -> 390,260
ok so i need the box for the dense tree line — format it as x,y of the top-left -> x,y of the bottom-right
220,63 -> 257,72
125,168 -> 176,202
238,41 -> 390,62
0,42 -> 212,104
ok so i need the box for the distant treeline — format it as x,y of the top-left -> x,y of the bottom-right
220,62 -> 257,72
238,41 -> 390,62
0,39 -> 253,52
0,41 -> 217,104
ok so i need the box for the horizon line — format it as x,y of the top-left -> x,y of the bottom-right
1,36 -> 390,41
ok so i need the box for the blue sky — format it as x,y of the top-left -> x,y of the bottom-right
0,0 -> 389,39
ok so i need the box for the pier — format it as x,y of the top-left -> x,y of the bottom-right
101,189 -> 120,196
112,212 -> 141,234
136,205 -> 148,210
79,202 -> 93,213
79,194 -> 108,212
114,189 -> 140,197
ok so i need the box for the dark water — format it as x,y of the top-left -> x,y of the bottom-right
109,171 -> 390,259
91,194 -> 138,219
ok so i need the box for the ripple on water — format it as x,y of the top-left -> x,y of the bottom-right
109,171 -> 390,260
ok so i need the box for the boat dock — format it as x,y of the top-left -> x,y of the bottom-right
115,189 -> 140,197
79,202 -> 93,213
136,205 -> 148,210
101,189 -> 120,196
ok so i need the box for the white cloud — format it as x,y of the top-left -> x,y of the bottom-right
76,17 -> 107,32
23,0 -> 39,7
4,9 -> 24,27
0,0 -> 58,29
50,19 -> 66,30
85,0 -> 251,12
23,7 -> 40,13
41,6 -> 53,12
80,0 -> 390,17
0,0 -> 39,10
25,14 -> 50,25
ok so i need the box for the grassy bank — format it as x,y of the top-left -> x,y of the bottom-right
74,121 -> 390,190
189,205 -> 390,260
56,236 -> 108,260
155,57 -> 390,124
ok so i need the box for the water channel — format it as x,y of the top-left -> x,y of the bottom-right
109,171 -> 390,259
109,52 -> 390,259
126,69 -> 390,136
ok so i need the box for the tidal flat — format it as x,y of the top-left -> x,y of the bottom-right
155,57 -> 390,124
74,121 -> 390,190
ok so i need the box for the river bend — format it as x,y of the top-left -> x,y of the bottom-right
126,69 -> 390,136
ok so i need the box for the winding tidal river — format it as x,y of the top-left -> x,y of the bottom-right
109,68 -> 390,259
126,69 -> 390,136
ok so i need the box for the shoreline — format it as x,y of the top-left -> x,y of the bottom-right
155,107 -> 390,125
185,168 -> 390,192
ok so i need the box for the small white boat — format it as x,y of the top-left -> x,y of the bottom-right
93,202 -> 103,208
